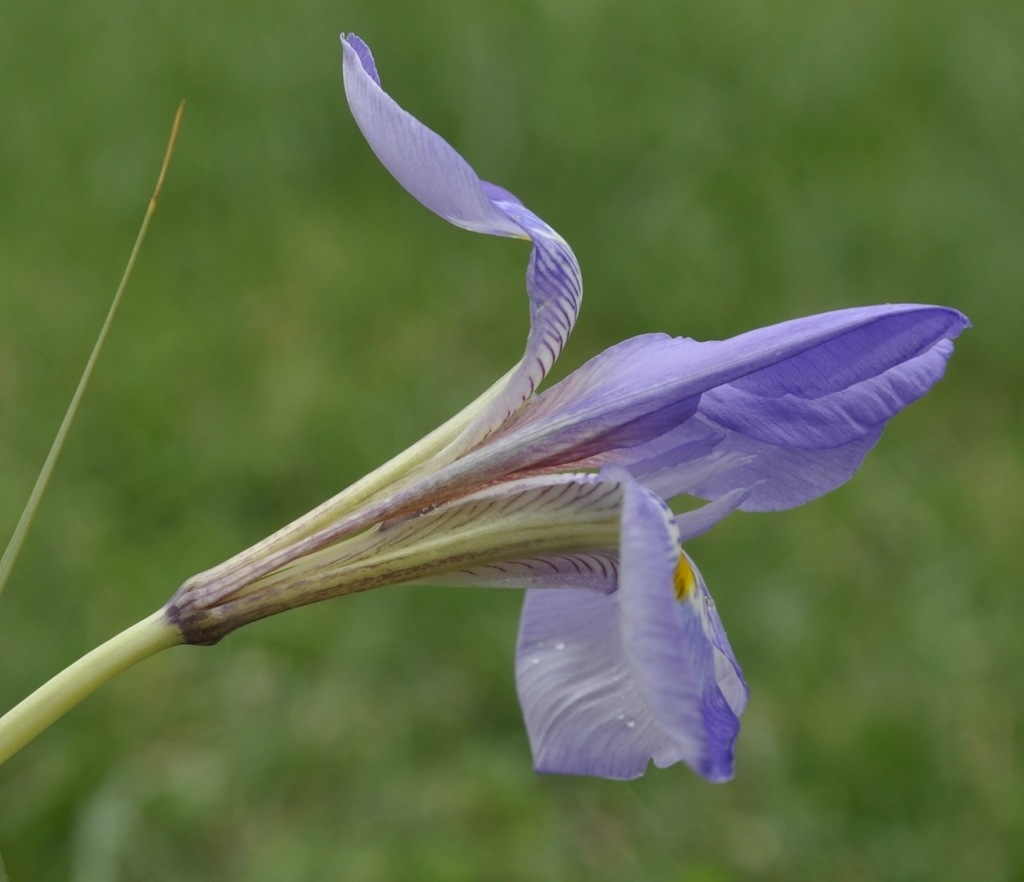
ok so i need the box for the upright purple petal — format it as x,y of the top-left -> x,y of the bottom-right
341,35 -> 583,453
456,196 -> 583,449
341,35 -> 520,237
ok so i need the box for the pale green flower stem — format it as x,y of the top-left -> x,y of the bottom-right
0,367 -> 517,765
0,609 -> 181,766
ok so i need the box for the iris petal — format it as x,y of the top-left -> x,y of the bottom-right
699,340 -> 957,448
724,305 -> 965,398
617,478 -> 745,781
495,334 -> 700,462
584,305 -> 966,509
341,34 -> 583,455
340,35 -> 520,238
516,588 -> 683,779
514,474 -> 745,781
674,488 -> 750,541
687,422 -> 885,510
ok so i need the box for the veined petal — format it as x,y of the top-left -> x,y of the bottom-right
492,334 -> 701,464
612,305 -> 964,414
721,305 -> 967,399
698,339 -> 957,449
438,484 -> 744,589
341,34 -> 583,454
172,473 -> 628,642
588,305 -> 967,510
516,588 -> 680,780
485,305 -> 963,482
661,419 -> 885,511
462,196 -> 583,447
314,336 -> 696,534
618,479 -> 745,781
435,553 -> 618,593
341,34 -> 520,237
514,474 -> 745,781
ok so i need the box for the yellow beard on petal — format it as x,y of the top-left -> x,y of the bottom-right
673,552 -> 697,601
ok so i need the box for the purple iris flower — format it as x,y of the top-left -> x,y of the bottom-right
166,34 -> 967,782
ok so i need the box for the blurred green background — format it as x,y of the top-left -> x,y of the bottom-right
1,0 -> 1021,879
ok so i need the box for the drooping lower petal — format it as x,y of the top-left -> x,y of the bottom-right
617,478 -> 746,781
516,587 -> 684,779
514,473 -> 746,781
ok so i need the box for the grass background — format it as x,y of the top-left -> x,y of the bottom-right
1,0 -> 1021,879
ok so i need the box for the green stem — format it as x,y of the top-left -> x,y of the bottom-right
0,609 -> 182,766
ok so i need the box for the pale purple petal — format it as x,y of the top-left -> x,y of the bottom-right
685,554 -> 747,719
516,588 -> 684,779
341,35 -> 521,237
674,488 -> 749,541
514,474 -> 746,781
685,421 -> 885,510
723,306 -> 966,398
485,334 -> 701,467
452,201 -> 583,451
617,479 -> 745,781
499,305 -> 962,475
586,305 -> 967,510
341,34 -> 583,454
698,340 -> 957,448
343,338 -> 696,519
627,305 -> 965,416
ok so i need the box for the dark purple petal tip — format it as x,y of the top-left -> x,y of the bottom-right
341,34 -> 379,84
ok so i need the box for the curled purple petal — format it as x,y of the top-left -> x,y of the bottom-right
342,33 -> 378,84
341,34 -> 583,453
455,203 -> 583,449
340,35 -> 520,237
